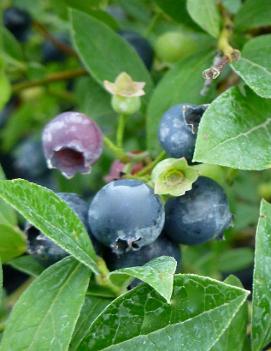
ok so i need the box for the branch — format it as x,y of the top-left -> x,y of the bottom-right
12,68 -> 88,93
32,20 -> 78,58
201,3 -> 240,95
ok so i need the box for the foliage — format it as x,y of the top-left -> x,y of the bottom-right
0,0 -> 271,350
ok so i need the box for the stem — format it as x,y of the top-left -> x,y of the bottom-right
32,20 -> 78,58
217,10 -> 235,58
136,151 -> 166,176
116,114 -> 127,148
216,2 -> 240,62
96,257 -> 123,296
12,68 -> 88,93
103,136 -> 128,161
201,2 -> 240,92
104,136 -> 149,163
144,11 -> 161,36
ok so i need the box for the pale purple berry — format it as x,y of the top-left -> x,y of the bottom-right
42,112 -> 103,178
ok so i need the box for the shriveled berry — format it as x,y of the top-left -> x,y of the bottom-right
158,104 -> 206,162
104,160 -> 124,182
88,179 -> 165,254
4,7 -> 31,42
164,177 -> 232,245
42,112 -> 103,178
26,192 -> 99,265
106,235 -> 181,272
104,158 -> 143,182
119,30 -> 154,70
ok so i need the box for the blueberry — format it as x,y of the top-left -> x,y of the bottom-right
158,104 -> 207,162
42,112 -> 103,178
88,179 -> 165,254
26,192 -> 99,265
3,7 -> 31,42
106,235 -> 181,272
42,33 -> 70,63
164,177 -> 232,245
0,97 -> 19,129
119,30 -> 154,70
13,135 -> 48,179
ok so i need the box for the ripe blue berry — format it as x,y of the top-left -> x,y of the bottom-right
164,177 -> 232,245
106,235 -> 181,272
4,7 -> 31,42
13,136 -> 47,179
158,104 -> 207,162
88,179 -> 165,254
119,30 -> 154,70
26,192 -> 98,265
0,97 -> 19,129
42,33 -> 70,63
42,112 -> 103,178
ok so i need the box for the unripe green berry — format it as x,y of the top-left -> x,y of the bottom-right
155,31 -> 198,63
111,95 -> 141,115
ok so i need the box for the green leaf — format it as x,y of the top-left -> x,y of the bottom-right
154,0 -> 199,28
0,165 -> 17,225
0,70 -> 11,111
8,256 -> 44,277
211,275 -> 248,351
232,35 -> 271,99
252,200 -> 271,351
217,248 -> 254,273
75,76 -> 113,118
187,0 -> 221,38
0,179 -> 99,274
222,0 -> 242,15
235,0 -> 271,31
70,9 -> 153,96
151,158 -> 199,196
70,295 -> 111,351
79,274 -> 248,350
0,260 -> 2,304
147,50 -> 213,154
1,28 -> 24,65
0,224 -> 26,262
224,274 -> 243,288
110,256 -> 177,303
194,87 -> 271,170
0,257 -> 90,351
65,1 -> 119,29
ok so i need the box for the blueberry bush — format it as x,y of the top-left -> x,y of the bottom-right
0,0 -> 271,350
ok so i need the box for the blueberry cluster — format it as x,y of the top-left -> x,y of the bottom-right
24,105 -> 232,278
3,6 -> 232,276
